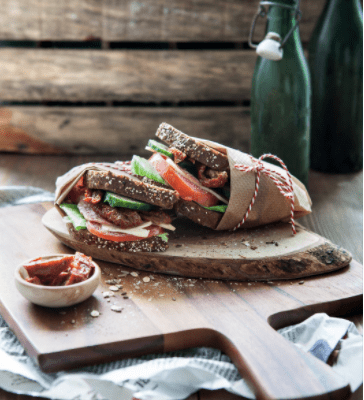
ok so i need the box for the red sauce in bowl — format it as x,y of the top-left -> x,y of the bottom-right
23,252 -> 95,286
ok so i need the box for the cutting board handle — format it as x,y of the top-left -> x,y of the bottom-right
215,323 -> 351,400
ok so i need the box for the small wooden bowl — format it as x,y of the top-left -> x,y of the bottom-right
14,254 -> 101,308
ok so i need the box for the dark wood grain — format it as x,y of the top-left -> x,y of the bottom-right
300,170 -> 363,264
0,201 -> 361,399
0,0 -> 325,43
0,155 -> 362,400
0,49 -> 256,102
0,106 -> 251,155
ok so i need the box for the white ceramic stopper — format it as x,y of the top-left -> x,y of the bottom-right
256,32 -> 283,61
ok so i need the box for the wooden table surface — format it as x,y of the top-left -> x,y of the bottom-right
0,153 -> 362,400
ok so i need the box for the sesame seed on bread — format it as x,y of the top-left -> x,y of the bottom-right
67,223 -> 168,252
84,170 -> 179,209
156,122 -> 229,171
174,199 -> 223,230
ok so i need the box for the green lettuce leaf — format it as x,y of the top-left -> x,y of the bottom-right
158,233 -> 169,243
60,203 -> 87,231
204,204 -> 228,213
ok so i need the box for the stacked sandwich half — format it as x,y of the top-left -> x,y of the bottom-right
57,122 -> 231,253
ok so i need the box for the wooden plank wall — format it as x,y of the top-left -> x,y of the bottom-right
0,0 -> 325,156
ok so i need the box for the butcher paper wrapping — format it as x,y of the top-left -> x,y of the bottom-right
55,141 -> 312,231
197,140 -> 312,230
55,162 -> 136,206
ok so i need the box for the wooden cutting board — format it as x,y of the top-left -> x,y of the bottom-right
42,206 -> 352,281
0,202 -> 362,400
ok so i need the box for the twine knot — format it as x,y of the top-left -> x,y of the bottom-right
233,154 -> 296,235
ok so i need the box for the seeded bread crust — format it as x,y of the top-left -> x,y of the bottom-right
156,122 -> 229,171
67,223 -> 168,252
85,170 -> 179,209
174,199 -> 223,230
137,175 -> 172,189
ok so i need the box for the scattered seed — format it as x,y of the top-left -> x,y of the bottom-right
131,272 -> 139,277
121,292 -> 127,295
111,305 -> 123,312
71,320 -> 76,324
103,291 -> 115,298
172,297 -> 176,301
143,277 -> 151,283
109,286 -> 119,292
266,241 -> 279,246
299,281 -> 305,285
90,310 -> 100,317
123,296 -> 129,299
251,246 -> 258,250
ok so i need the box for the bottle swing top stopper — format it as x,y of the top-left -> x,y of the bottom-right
248,1 -> 302,61
256,32 -> 283,61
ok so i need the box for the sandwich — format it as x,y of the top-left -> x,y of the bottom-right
56,160 -> 180,253
55,123 -> 312,255
145,122 -> 231,230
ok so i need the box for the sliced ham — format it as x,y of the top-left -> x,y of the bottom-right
78,199 -> 146,229
78,199 -> 114,226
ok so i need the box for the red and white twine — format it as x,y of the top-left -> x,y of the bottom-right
233,154 -> 296,235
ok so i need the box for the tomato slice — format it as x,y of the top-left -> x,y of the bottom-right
66,176 -> 87,204
149,152 -> 219,207
86,221 -> 164,242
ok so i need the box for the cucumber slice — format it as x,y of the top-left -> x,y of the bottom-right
131,155 -> 166,185
60,203 -> 87,230
104,192 -> 155,211
158,233 -> 169,243
147,139 -> 173,158
204,204 -> 228,213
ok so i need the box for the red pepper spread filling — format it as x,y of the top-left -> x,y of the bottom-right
24,252 -> 95,286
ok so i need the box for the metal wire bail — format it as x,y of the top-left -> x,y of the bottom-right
248,5 -> 267,49
248,1 -> 302,50
280,8 -> 302,48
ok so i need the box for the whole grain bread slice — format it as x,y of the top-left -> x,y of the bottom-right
174,199 -> 223,230
156,122 -> 229,171
67,223 -> 168,252
84,170 -> 179,209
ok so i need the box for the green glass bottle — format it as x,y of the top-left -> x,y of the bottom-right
250,0 -> 311,186
309,0 -> 363,173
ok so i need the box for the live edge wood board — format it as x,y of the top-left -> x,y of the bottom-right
43,206 -> 352,281
0,202 -> 362,400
